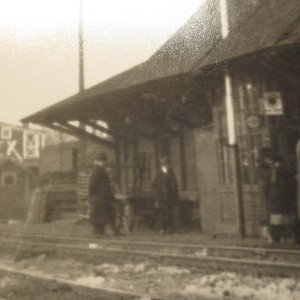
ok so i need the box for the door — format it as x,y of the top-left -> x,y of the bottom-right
194,127 -> 221,233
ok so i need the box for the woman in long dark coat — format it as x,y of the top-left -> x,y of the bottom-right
153,157 -> 179,234
88,153 -> 116,236
266,153 -> 296,243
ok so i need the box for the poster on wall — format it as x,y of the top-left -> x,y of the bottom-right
263,92 -> 283,115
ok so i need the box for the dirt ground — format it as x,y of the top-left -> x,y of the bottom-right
1,220 -> 300,299
0,252 -> 300,300
0,219 -> 270,247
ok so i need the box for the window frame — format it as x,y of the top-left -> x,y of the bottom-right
1,171 -> 17,186
1,127 -> 12,140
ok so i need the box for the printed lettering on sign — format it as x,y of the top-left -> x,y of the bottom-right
0,140 -> 23,162
23,133 -> 40,159
0,125 -> 43,161
6,140 -> 23,162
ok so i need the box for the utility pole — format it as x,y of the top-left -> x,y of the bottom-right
220,0 -> 245,237
79,0 -> 85,92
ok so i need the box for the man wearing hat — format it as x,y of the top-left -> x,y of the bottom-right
261,152 -> 296,243
88,152 -> 117,236
152,157 -> 179,234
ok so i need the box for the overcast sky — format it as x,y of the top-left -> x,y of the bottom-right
0,0 -> 204,124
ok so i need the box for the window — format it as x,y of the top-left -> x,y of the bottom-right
1,127 -> 12,139
214,83 -> 271,186
133,152 -> 152,190
1,172 -> 17,186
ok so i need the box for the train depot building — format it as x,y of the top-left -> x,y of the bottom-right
0,122 -> 45,221
22,0 -> 300,236
38,136 -> 114,221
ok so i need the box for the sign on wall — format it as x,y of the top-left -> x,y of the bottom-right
246,115 -> 261,129
0,139 -> 23,162
263,92 -> 283,115
23,132 -> 40,159
0,124 -> 44,162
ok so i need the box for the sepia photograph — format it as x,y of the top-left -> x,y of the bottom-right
0,0 -> 300,299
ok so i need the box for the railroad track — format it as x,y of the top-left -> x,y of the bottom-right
0,232 -> 300,276
0,265 -> 166,300
1,231 -> 300,263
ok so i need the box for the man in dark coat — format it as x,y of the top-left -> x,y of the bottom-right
153,157 -> 179,234
264,152 -> 296,243
257,148 -> 273,241
88,153 -> 117,236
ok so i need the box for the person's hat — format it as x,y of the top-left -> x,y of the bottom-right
96,152 -> 108,162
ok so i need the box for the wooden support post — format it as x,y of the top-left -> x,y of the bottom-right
224,69 -> 245,237
78,0 -> 84,92
179,126 -> 187,190
154,133 -> 160,170
220,0 -> 245,236
84,120 -> 114,137
230,144 -> 245,237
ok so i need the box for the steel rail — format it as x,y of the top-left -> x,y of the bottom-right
0,265 -> 166,300
0,231 -> 300,263
0,237 -> 300,277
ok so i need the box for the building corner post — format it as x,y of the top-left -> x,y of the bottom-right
224,67 -> 245,237
220,0 -> 245,237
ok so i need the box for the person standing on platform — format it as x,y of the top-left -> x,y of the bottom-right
153,157 -> 179,234
88,153 -> 117,236
295,139 -> 300,242
265,152 -> 296,244
257,148 -> 273,242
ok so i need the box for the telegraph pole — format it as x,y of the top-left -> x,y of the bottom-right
79,0 -> 85,92
220,0 -> 245,237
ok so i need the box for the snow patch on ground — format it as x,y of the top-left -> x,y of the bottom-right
1,255 -> 300,299
76,276 -> 105,287
180,272 -> 300,300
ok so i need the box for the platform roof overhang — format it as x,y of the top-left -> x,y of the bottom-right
22,0 -> 300,143
192,0 -> 300,75
22,73 -> 193,137
22,0 -> 222,139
